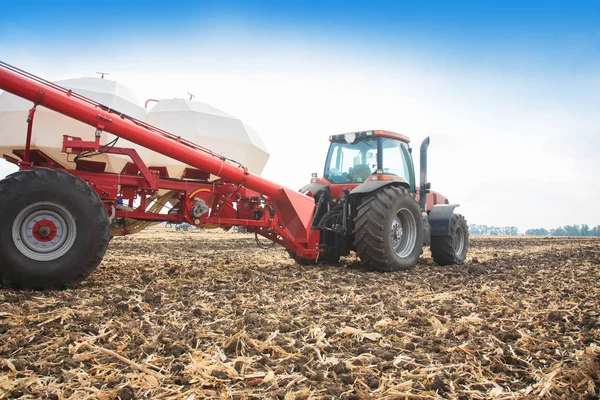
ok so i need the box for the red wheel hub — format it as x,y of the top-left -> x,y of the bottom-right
32,220 -> 58,242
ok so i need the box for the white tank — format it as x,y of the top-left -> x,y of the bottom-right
0,78 -> 270,177
0,78 -> 147,174
146,98 -> 270,177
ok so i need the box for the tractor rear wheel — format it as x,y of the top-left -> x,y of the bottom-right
354,186 -> 423,271
430,214 -> 469,265
0,169 -> 110,289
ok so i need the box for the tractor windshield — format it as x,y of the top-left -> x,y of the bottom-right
324,137 -> 378,183
324,136 -> 415,187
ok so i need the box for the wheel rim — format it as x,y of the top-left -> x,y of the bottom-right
454,225 -> 465,255
12,201 -> 77,261
391,208 -> 417,258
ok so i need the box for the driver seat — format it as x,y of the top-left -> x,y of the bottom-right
353,164 -> 372,182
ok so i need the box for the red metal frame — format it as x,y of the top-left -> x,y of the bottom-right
0,62 -> 321,259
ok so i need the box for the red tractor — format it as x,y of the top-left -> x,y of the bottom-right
0,62 -> 468,289
290,129 -> 468,269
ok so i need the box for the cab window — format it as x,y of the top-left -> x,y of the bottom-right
380,137 -> 414,188
324,138 -> 378,183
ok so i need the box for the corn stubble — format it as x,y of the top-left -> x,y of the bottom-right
1,231 -> 598,399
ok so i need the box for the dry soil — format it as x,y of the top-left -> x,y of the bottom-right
1,231 -> 599,399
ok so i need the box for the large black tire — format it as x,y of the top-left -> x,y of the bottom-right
0,169 -> 110,289
353,186 -> 423,271
430,214 -> 469,266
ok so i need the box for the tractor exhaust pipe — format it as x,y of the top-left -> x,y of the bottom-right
419,137 -> 430,210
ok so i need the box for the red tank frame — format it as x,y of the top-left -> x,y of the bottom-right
0,63 -> 320,259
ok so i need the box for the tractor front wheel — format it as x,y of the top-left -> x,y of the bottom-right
0,169 -> 110,289
353,186 -> 423,271
430,214 -> 469,265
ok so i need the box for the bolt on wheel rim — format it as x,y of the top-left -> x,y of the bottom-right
12,202 -> 77,261
391,208 -> 417,258
454,225 -> 465,255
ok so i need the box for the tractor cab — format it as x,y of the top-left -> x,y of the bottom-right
303,129 -> 449,212
324,130 -> 416,189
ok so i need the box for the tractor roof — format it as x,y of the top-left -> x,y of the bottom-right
329,130 -> 410,144
372,130 -> 410,143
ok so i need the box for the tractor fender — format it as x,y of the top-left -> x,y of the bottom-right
429,204 -> 460,236
348,180 -> 410,200
299,182 -> 327,196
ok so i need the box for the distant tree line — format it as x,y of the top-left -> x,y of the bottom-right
469,225 -> 519,236
469,224 -> 600,236
524,225 -> 600,236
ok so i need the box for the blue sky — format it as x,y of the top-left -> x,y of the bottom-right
1,1 -> 600,230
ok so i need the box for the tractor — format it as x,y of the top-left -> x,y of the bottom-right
289,130 -> 469,270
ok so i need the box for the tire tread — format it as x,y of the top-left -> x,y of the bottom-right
0,168 -> 109,289
353,186 -> 422,271
430,213 -> 469,266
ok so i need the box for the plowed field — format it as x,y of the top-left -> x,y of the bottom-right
1,232 -> 599,399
